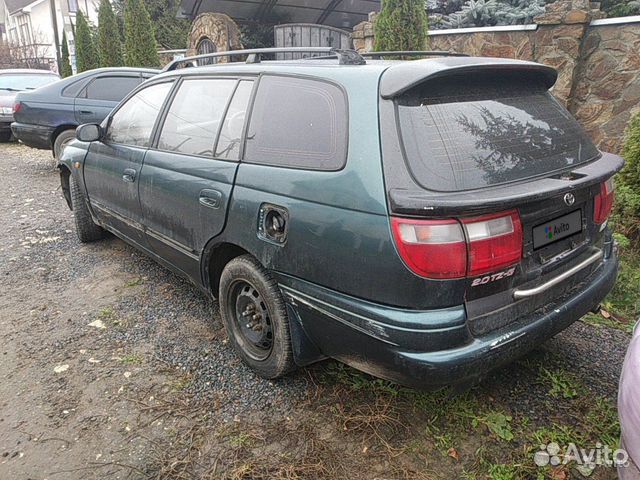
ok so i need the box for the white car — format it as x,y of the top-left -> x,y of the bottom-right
619,320 -> 640,479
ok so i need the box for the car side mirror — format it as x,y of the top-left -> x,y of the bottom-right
76,123 -> 102,142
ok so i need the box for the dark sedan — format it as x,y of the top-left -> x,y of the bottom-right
12,67 -> 158,158
0,69 -> 59,142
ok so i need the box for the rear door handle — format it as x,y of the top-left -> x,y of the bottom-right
79,110 -> 93,114
199,189 -> 222,209
122,168 -> 137,183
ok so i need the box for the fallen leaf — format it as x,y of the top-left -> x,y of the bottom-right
447,447 -> 460,461
54,365 -> 69,373
551,467 -> 568,480
87,319 -> 106,329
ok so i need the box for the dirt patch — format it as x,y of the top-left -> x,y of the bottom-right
0,143 -> 629,479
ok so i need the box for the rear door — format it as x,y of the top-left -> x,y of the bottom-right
75,74 -> 143,124
83,81 -> 174,246
381,69 -> 621,331
138,77 -> 254,278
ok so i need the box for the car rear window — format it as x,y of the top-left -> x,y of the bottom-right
0,73 -> 57,90
396,75 -> 600,192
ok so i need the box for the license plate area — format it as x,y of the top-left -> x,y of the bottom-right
533,210 -> 582,250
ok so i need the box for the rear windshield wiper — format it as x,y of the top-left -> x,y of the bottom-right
0,87 -> 21,92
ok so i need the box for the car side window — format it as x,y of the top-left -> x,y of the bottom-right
82,76 -> 141,102
105,82 -> 173,147
214,80 -> 254,160
157,78 -> 236,157
244,75 -> 348,170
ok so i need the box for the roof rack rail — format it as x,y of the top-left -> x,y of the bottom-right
163,47 -> 367,71
362,50 -> 469,59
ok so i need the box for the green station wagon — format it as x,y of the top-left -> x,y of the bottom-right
58,48 -> 623,389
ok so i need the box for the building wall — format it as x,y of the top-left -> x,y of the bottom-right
5,0 -> 100,73
353,0 -> 640,154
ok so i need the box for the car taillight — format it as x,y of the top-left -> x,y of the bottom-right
594,178 -> 615,224
13,102 -> 21,114
391,218 -> 467,279
391,210 -> 523,279
463,211 -> 522,277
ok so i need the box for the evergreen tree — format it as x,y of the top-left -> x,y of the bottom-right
75,10 -> 100,72
59,30 -> 73,78
98,0 -> 123,67
600,0 -> 640,16
142,0 -> 190,49
375,0 -> 429,52
124,0 -> 161,67
429,0 -> 550,29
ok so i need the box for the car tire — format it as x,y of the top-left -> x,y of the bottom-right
219,255 -> 296,379
53,129 -> 76,159
69,174 -> 104,243
0,131 -> 12,142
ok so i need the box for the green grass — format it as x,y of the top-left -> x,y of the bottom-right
598,243 -> 640,330
539,368 -> 582,399
121,353 -> 143,365
486,463 -> 520,480
583,397 -> 621,447
124,277 -> 145,288
472,411 -> 514,442
321,349 -> 623,479
531,424 -> 582,447
97,306 -> 116,321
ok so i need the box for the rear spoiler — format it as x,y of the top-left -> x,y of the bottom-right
380,57 -> 558,99
389,152 -> 624,217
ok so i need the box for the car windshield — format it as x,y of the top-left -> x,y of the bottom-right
0,73 -> 58,91
396,74 -> 600,192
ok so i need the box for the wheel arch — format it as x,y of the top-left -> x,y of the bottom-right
50,124 -> 78,150
202,241 -> 250,299
58,164 -> 72,209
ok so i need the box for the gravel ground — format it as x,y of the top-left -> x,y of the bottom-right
0,142 -> 632,479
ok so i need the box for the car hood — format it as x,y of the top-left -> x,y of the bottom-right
619,321 -> 640,466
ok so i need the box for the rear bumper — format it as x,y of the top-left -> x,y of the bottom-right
0,114 -> 13,130
279,249 -> 618,389
11,122 -> 53,149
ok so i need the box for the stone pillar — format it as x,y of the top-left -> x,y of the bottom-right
352,12 -> 377,53
533,0 -> 604,106
187,13 -> 244,63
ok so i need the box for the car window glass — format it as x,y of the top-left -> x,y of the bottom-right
62,79 -> 87,97
83,76 -> 141,102
0,74 -> 58,90
105,82 -> 172,147
244,76 -> 348,170
396,73 -> 600,192
158,78 -> 236,157
214,80 -> 253,160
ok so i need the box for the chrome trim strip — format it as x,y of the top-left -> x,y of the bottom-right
513,250 -> 603,300
279,285 -> 398,346
145,228 -> 199,260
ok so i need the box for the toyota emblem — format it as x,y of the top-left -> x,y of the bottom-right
564,193 -> 576,206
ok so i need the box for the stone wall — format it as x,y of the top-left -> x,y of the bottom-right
186,13 -> 243,62
352,0 -> 640,153
571,21 -> 640,153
